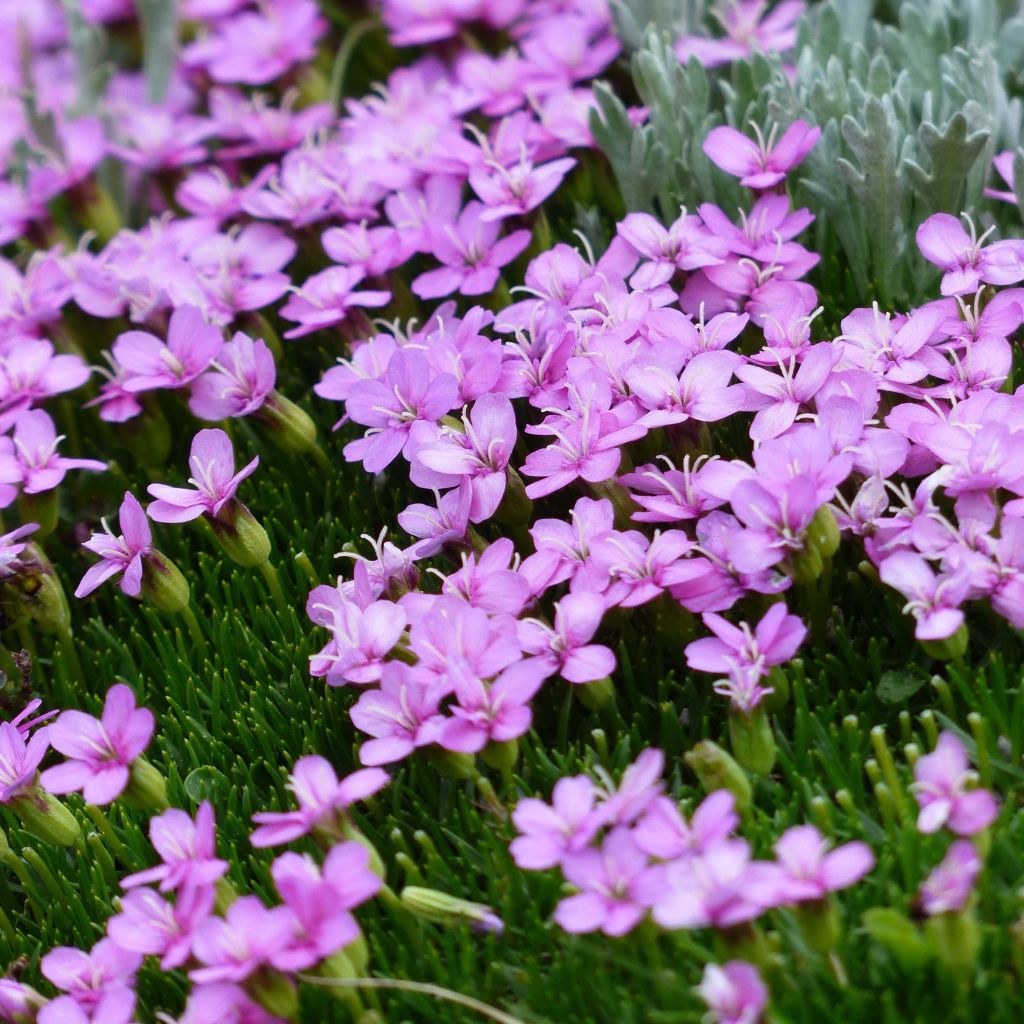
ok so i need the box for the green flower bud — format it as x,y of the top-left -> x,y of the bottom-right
728,704 -> 776,776
214,877 -> 238,914
480,738 -> 519,773
10,786 -> 82,848
788,542 -> 824,586
246,970 -> 299,1020
807,504 -> 840,560
211,502 -> 272,568
338,818 -> 386,879
6,545 -> 71,635
120,757 -> 169,811
921,625 -> 969,662
573,676 -> 616,711
79,181 -> 123,242
17,490 -> 58,538
120,401 -> 172,471
684,740 -> 752,814
259,391 -> 319,455
141,552 -> 191,614
761,665 -> 790,712
400,886 -> 504,935
927,906 -> 980,973
424,747 -> 477,780
494,467 -> 533,527
796,897 -> 842,953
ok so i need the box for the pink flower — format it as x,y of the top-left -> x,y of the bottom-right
0,338 -> 90,431
349,664 -> 447,766
190,896 -> 296,984
616,211 -> 727,290
511,775 -> 602,870
412,202 -> 531,299
271,843 -> 381,971
634,790 -> 739,860
280,267 -> 391,339
984,150 -> 1016,204
554,828 -> 658,937
518,592 -> 616,684
0,720 -> 49,803
40,939 -> 140,1014
189,332 -> 276,420
769,825 -> 874,902
697,960 -> 768,1024
147,428 -> 258,523
250,755 -> 389,847
113,305 -> 222,393
39,685 -> 154,805
0,409 -> 105,494
676,1 -> 804,68
878,551 -> 970,641
703,120 -> 820,189
75,492 -> 152,599
469,155 -> 577,221
122,802 -> 229,893
919,840 -> 981,915
107,885 -> 214,970
916,213 -> 1024,296
912,732 -> 999,836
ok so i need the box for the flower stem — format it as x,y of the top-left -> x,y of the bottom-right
57,628 -> 86,692
257,559 -> 289,615
296,975 -> 528,1024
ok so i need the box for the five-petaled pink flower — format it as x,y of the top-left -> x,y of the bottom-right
912,732 -> 999,836
75,492 -> 152,599
704,120 -> 820,189
112,305 -> 223,392
147,428 -> 258,523
916,213 -> 1024,296
40,684 -> 154,805
0,409 -> 105,494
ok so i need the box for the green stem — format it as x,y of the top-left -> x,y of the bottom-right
328,17 -> 380,115
58,629 -> 86,692
257,560 -> 289,616
180,604 -> 209,659
85,804 -> 130,865
296,975 -> 528,1024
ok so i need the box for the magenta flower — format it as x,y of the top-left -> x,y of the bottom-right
653,839 -> 773,930
112,305 -> 222,393
511,775 -> 602,870
190,895 -> 296,984
189,332 -> 276,420
271,842 -> 381,971
518,592 -> 616,684
440,661 -> 547,754
686,604 -> 806,680
919,840 -> 981,915
634,790 -> 739,860
122,802 -> 228,893
75,492 -> 152,599
323,222 -> 408,277
984,150 -> 1016,204
344,350 -> 460,473
469,155 -> 577,221
250,755 -> 389,847
349,664 -> 447,766
676,1 -> 804,68
40,684 -> 154,806
598,748 -> 666,826
916,213 -> 1024,295
878,551 -> 970,641
697,960 -> 768,1024
412,202 -> 531,299
519,497 -> 615,595
107,884 -> 214,970
912,732 -> 999,836
703,120 -> 820,189
616,210 -> 728,289
40,939 -> 140,1014
769,825 -> 874,903
0,338 -> 90,431
147,428 -> 258,523
411,394 -> 517,523
0,720 -> 49,803
0,409 -> 105,494
554,828 -> 658,937
280,267 -> 391,339
308,593 -> 407,687
0,522 -> 38,581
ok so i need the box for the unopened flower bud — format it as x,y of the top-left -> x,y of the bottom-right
921,624 -> 969,662
5,545 -> 71,635
574,676 -> 616,711
211,502 -> 272,568
927,906 -> 980,973
120,757 -> 169,811
762,665 -> 790,712
684,740 -> 752,815
259,391 -> 319,455
18,491 -> 58,538
795,897 -> 842,953
400,886 -> 504,935
10,786 -> 82,848
480,738 -> 519,773
246,970 -> 298,1020
788,542 -> 824,587
425,747 -> 477,780
141,552 -> 191,614
494,467 -> 533,527
728,705 -> 776,776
